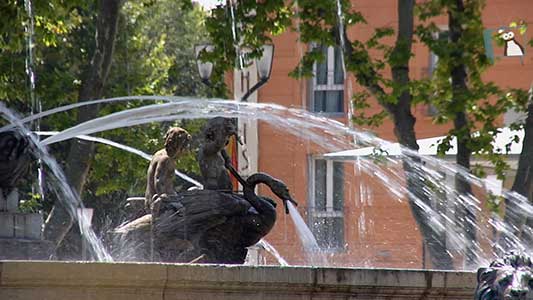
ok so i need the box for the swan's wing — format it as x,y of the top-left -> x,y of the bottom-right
178,190 -> 249,216
154,190 -> 250,239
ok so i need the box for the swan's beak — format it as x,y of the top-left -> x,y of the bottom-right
283,197 -> 298,215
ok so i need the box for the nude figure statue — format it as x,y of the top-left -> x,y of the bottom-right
145,127 -> 192,212
197,117 -> 238,191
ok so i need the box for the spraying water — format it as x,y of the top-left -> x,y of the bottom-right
287,202 -> 328,265
257,239 -> 289,266
35,131 -> 203,189
23,0 -> 45,200
23,0 -> 38,129
2,97 -> 532,269
0,103 -> 112,261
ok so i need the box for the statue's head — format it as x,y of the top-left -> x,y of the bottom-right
475,251 -> 533,300
204,117 -> 237,143
164,127 -> 191,156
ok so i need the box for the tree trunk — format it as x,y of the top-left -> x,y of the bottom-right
340,0 -> 454,269
512,101 -> 533,201
44,0 -> 123,248
503,100 -> 533,248
395,0 -> 453,270
448,0 -> 476,268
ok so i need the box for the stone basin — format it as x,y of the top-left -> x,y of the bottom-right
0,261 -> 476,299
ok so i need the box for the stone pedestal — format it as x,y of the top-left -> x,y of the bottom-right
0,212 -> 54,259
0,238 -> 54,260
0,212 -> 43,239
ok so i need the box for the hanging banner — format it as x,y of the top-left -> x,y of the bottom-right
483,20 -> 528,64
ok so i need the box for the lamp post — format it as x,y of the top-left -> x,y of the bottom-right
240,44 -> 274,101
194,44 -> 274,101
194,44 -> 215,86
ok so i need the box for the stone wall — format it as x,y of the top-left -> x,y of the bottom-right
0,261 -> 477,300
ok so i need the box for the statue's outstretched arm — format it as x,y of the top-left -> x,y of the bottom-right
221,149 -> 247,187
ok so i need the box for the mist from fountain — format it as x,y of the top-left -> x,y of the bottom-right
36,131 -> 203,189
287,202 -> 328,265
2,96 -> 531,269
3,0 -> 529,272
0,103 -> 112,261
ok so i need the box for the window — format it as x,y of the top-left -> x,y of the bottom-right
309,158 -> 345,250
310,45 -> 345,113
428,30 -> 449,76
427,29 -> 449,116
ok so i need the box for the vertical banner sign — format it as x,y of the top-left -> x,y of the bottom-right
226,135 -> 239,190
483,21 -> 528,65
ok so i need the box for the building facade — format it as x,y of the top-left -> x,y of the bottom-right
230,0 -> 533,268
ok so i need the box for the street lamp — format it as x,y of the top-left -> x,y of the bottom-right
241,44 -> 274,102
194,44 -> 214,85
194,43 -> 274,101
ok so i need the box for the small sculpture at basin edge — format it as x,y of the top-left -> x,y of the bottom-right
0,130 -> 31,211
475,251 -> 533,300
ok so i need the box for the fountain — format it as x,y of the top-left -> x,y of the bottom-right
1,96 -> 533,298
1,1 -> 532,297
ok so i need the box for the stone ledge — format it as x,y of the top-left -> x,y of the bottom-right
0,261 -> 477,300
0,240 -> 53,260
0,212 -> 43,239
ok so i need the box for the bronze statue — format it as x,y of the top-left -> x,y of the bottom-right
117,118 -> 297,264
144,127 -> 191,212
475,251 -> 533,300
197,117 -> 237,191
0,130 -> 31,211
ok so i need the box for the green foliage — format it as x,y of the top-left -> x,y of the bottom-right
0,0 -> 88,112
486,193 -> 503,215
1,0 -> 213,228
87,0 -> 210,199
19,193 -> 42,213
204,0 -> 291,72
414,0 -> 528,180
351,91 -> 387,127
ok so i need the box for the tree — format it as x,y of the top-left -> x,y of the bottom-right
43,0 -> 123,247
44,0 -> 212,251
415,0 -> 533,264
0,1 -> 84,114
1,0 -> 212,254
0,0 -> 87,215
499,87 -> 533,249
83,0 -> 212,240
